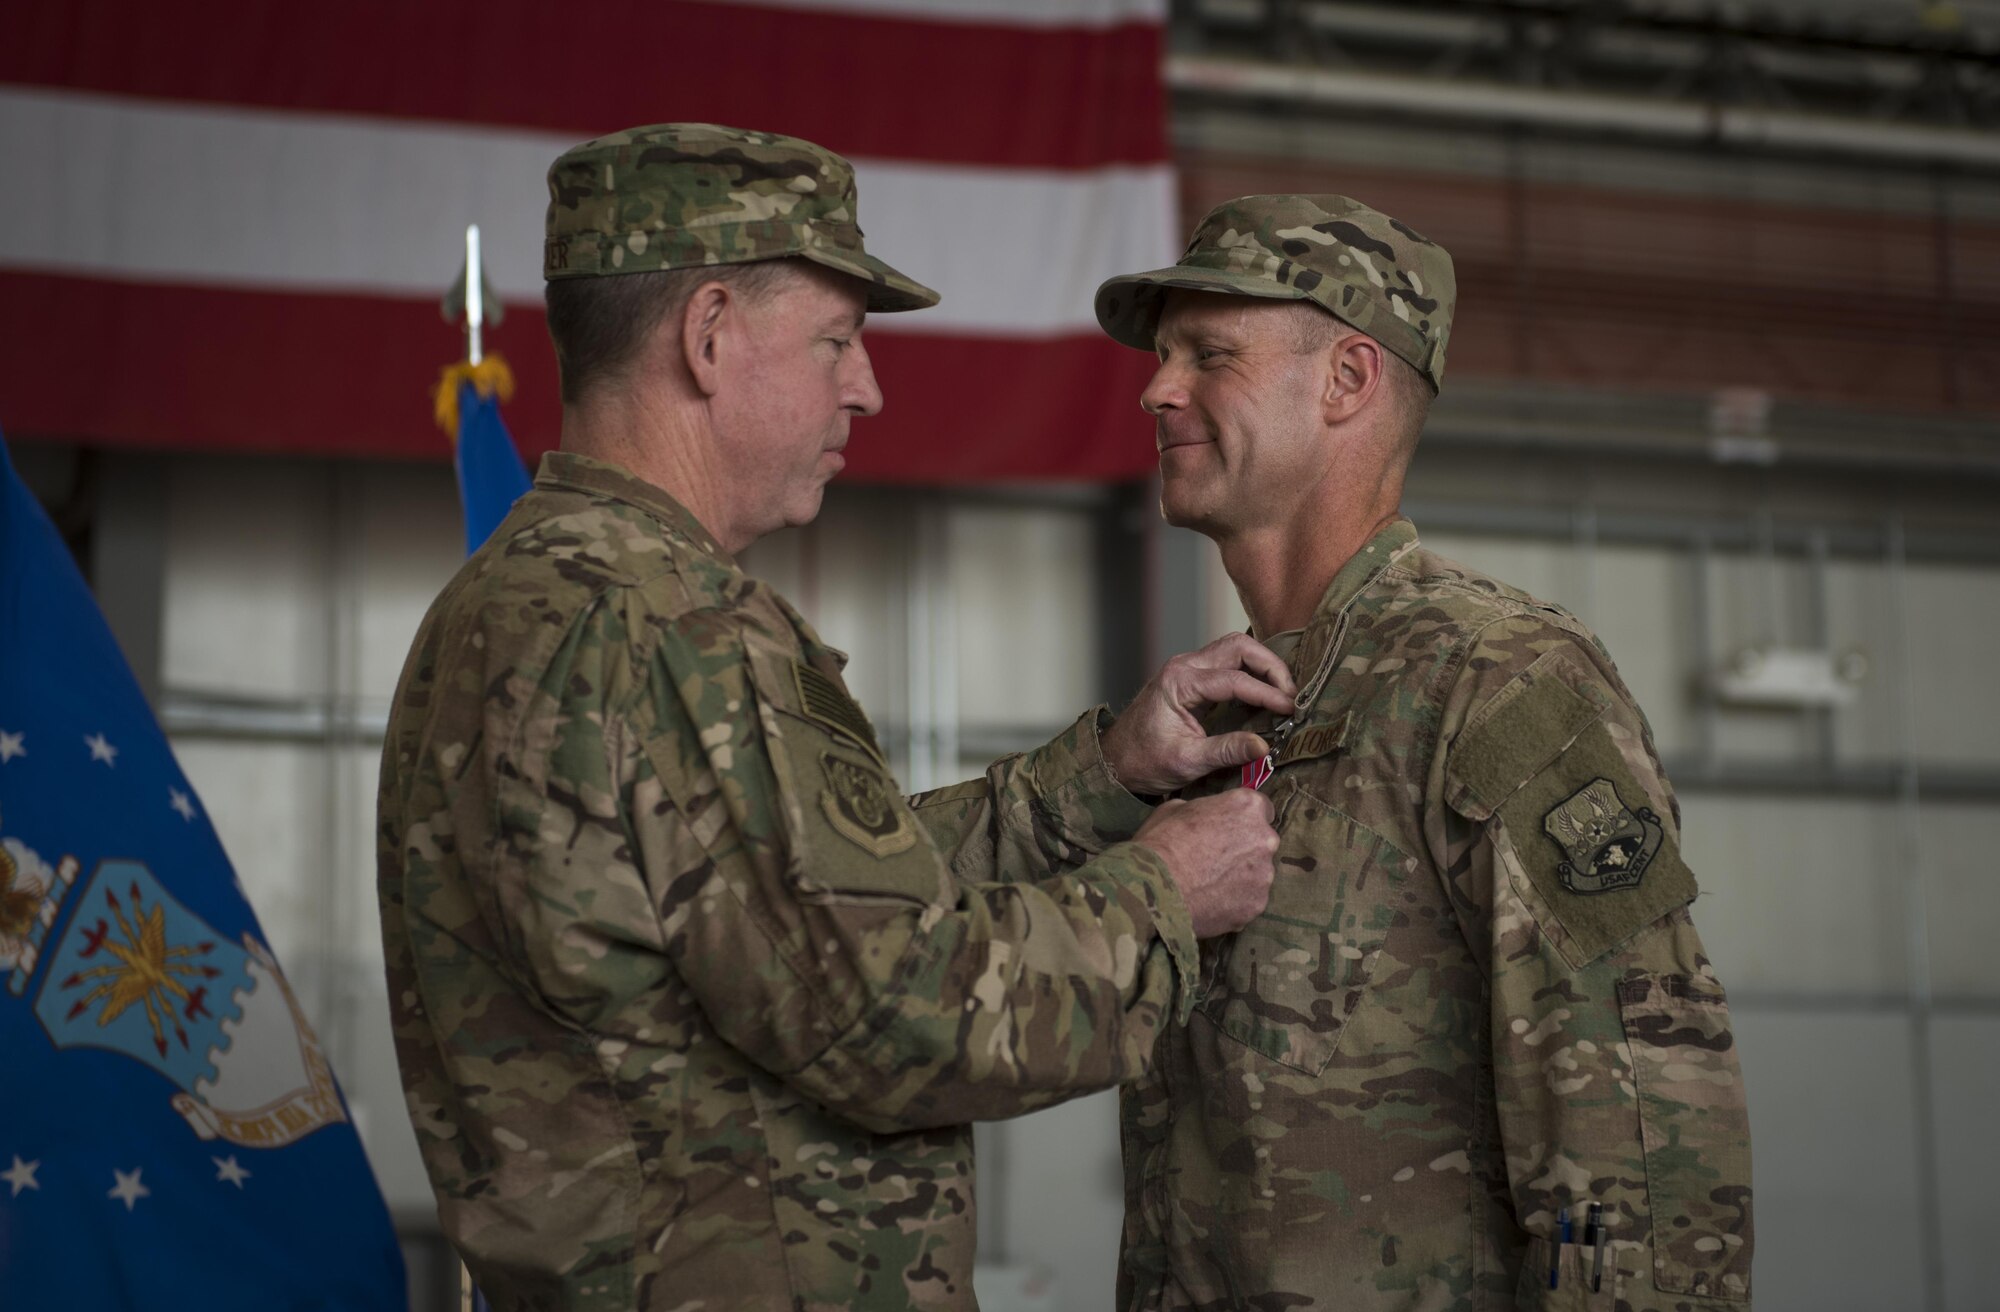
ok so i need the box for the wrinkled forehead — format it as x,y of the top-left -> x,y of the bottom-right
1154,287 -> 1338,345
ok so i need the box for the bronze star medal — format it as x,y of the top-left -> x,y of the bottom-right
1241,716 -> 1293,790
1543,777 -> 1665,895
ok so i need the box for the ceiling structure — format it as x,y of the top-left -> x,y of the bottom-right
1163,0 -> 2000,466
1169,0 -> 2000,167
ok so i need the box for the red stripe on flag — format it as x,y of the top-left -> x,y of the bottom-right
0,271 -> 1160,483
6,1 -> 1167,170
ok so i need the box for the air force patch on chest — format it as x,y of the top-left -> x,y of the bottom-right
1543,778 -> 1665,895
819,752 -> 917,859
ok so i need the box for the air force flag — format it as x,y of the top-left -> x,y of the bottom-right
0,434 -> 405,1308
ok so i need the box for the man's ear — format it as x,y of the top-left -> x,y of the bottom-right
682,281 -> 735,398
1323,331 -> 1386,425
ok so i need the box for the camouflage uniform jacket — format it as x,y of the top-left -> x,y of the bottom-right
1120,519 -> 1753,1311
377,452 -> 1199,1311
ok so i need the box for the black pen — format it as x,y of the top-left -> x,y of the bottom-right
1551,1205 -> 1570,1289
1589,1202 -> 1607,1292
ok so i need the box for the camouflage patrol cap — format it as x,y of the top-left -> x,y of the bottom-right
543,122 -> 938,313
1095,194 -> 1456,391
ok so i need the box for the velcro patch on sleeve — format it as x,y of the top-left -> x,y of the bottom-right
1450,663 -> 1606,817
793,660 -> 886,766
1495,724 -> 1698,966
743,642 -> 940,902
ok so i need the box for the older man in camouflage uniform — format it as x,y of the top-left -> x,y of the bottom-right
1093,197 -> 1755,1310
378,124 -> 1293,1310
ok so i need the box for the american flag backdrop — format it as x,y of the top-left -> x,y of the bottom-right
0,0 -> 1177,482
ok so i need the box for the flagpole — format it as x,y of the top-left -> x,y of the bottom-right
448,214 -> 517,1303
454,229 -> 489,1312
464,223 -> 484,366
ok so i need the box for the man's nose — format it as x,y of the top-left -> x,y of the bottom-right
844,340 -> 884,417
1140,361 -> 1185,416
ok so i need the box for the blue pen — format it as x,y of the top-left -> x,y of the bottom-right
1588,1202 -> 1607,1292
1550,1205 -> 1571,1289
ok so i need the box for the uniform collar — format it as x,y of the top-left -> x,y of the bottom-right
1265,517 -> 1422,717
1309,516 -> 1419,625
534,451 -> 733,564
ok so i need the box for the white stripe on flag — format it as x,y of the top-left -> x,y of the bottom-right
0,86 -> 1174,337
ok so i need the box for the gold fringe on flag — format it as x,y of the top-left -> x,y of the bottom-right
432,354 -> 517,439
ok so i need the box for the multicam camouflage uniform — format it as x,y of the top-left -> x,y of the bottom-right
1097,200 -> 1753,1310
377,455 -> 1198,1310
378,126 -> 1200,1310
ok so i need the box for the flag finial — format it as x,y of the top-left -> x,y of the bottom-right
435,222 -> 515,437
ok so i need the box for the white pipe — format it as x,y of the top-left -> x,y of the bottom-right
1167,55 -> 2000,168
1886,511 -> 1947,1312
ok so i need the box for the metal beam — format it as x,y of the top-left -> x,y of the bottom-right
1728,991 -> 2000,1015
1403,497 -> 2000,566
89,452 -> 169,711
1169,54 -> 2000,168
1097,482 -> 1152,709
1147,481 -> 1218,674
159,690 -> 2000,802
1665,758 -> 2000,803
1172,0 -> 2000,169
1422,383 -> 2000,483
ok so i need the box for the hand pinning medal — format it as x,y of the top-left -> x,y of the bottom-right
1241,717 -> 1294,789
1239,612 -> 1349,790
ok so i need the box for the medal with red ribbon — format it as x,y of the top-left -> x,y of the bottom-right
1240,716 -> 1295,790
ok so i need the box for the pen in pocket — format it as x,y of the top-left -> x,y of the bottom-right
1588,1202 -> 1606,1292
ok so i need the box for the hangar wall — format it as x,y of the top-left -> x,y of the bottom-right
73,431 -> 1994,1312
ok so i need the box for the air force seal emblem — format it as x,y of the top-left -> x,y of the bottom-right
819,752 -> 916,859
1543,777 -> 1664,895
32,860 -> 346,1147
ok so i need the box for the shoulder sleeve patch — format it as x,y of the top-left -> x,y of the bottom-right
740,640 -> 942,904
793,660 -> 887,767
818,750 -> 919,859
1494,723 -> 1697,967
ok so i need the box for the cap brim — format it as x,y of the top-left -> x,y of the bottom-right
1094,266 -> 1314,350
804,249 -> 939,314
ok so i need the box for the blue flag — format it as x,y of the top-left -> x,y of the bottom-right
455,378 -> 531,554
0,434 -> 406,1308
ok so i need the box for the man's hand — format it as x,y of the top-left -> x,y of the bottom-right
1131,791 -> 1279,938
1101,633 -> 1297,796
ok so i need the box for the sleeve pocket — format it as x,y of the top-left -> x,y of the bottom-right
1616,973 -> 1755,1302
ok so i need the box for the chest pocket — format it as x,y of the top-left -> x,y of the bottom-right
1198,785 -> 1412,1075
743,641 -> 944,907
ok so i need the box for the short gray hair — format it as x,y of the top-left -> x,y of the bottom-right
1284,301 -> 1432,448
543,259 -> 804,405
